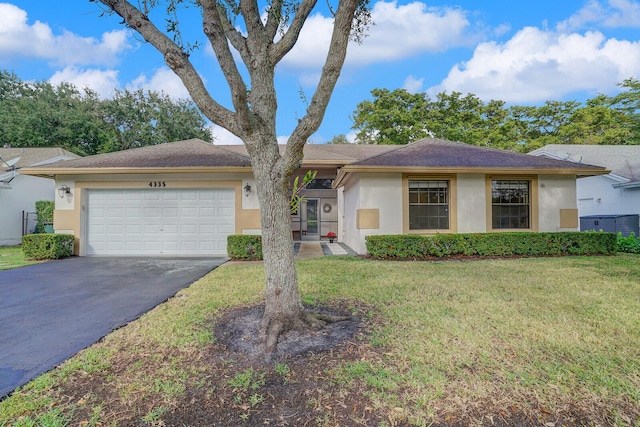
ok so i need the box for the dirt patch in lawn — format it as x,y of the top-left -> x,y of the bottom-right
215,303 -> 361,359
42,300 -> 637,426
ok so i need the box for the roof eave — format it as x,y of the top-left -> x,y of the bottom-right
333,166 -> 609,188
339,165 -> 610,175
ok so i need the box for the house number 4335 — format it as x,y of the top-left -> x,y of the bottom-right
149,181 -> 166,187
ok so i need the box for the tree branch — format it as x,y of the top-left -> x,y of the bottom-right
284,0 -> 359,171
97,0 -> 240,134
201,1 -> 253,135
264,0 -> 284,42
270,0 -> 318,64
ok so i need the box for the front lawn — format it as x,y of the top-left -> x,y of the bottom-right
0,246 -> 41,270
1,254 -> 639,426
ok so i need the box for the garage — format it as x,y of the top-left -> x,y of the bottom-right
86,188 -> 235,256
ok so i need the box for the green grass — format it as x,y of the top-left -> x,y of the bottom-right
0,246 -> 42,270
1,254 -> 639,426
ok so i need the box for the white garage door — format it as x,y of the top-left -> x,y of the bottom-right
86,188 -> 235,256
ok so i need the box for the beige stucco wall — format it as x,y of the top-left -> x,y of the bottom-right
53,172 -> 260,255
537,174 -> 578,231
343,172 -> 579,255
342,172 -> 403,254
455,174 -> 487,233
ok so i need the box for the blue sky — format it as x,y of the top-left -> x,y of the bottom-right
2,1 -> 639,145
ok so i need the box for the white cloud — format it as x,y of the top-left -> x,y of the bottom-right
347,2 -> 472,66
346,131 -> 358,143
282,1 -> 473,72
211,125 -> 244,145
0,3 -> 131,67
557,0 -> 640,32
49,67 -> 120,98
429,26 -> 640,103
126,67 -> 191,100
402,75 -> 424,93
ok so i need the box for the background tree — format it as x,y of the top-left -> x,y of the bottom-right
327,134 -> 351,144
101,89 -> 211,152
0,70 -> 211,155
351,88 -> 431,144
0,70 -> 110,155
608,77 -> 640,144
94,0 -> 370,355
351,83 -> 638,151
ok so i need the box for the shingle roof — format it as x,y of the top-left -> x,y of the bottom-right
222,143 -> 397,163
0,147 -> 79,171
351,138 -> 608,170
529,144 -> 640,183
36,139 -> 252,169
20,138 -> 608,176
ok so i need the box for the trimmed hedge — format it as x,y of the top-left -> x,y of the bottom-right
617,232 -> 640,254
35,200 -> 55,233
365,232 -> 618,259
227,235 -> 263,260
22,234 -> 75,260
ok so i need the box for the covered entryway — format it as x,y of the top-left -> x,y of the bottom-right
86,188 -> 235,256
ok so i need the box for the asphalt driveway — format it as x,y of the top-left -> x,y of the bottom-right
0,256 -> 227,399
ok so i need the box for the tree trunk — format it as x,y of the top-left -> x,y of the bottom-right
249,141 -> 306,355
95,0 -> 363,358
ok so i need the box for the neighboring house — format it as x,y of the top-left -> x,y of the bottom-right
1,147 -> 80,246
20,138 -> 607,256
529,145 -> 640,234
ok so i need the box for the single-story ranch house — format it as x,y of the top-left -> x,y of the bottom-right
20,138 -> 608,256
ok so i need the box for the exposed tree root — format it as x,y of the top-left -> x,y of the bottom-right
262,309 -> 352,359
215,303 -> 360,361
264,319 -> 283,356
303,310 -> 351,329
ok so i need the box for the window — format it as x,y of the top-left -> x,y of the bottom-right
306,178 -> 333,190
409,180 -> 449,230
491,180 -> 530,229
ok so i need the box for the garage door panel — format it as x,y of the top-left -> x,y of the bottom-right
218,224 -> 235,234
219,207 -> 235,217
181,224 -> 197,234
87,188 -> 235,256
144,207 -> 161,217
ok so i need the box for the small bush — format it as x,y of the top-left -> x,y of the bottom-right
227,235 -> 263,260
617,232 -> 640,254
365,232 -> 618,259
22,234 -> 75,260
35,200 -> 55,233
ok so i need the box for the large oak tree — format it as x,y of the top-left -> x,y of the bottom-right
93,0 -> 369,354
0,70 -> 211,155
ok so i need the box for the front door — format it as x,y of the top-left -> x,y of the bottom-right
302,199 -> 319,240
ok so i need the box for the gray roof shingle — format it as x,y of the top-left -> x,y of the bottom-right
21,138 -> 608,174
351,138 -> 607,170
0,147 -> 79,171
37,139 -> 252,169
530,144 -> 640,182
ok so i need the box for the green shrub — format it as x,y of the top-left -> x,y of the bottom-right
35,200 -> 55,233
22,234 -> 75,260
365,232 -> 618,259
227,235 -> 263,260
617,232 -> 640,254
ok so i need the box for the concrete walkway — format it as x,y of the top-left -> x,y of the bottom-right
222,241 -> 353,266
295,241 -> 325,259
325,242 -> 348,255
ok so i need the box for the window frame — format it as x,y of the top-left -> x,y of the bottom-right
403,174 -> 457,234
486,176 -> 538,232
